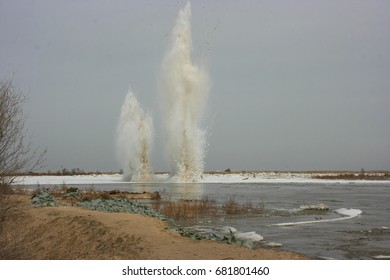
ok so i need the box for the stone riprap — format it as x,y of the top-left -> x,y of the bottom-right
31,188 -> 59,208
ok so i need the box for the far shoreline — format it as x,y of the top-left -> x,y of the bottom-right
13,170 -> 390,186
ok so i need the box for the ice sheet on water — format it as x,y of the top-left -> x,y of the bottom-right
335,208 -> 362,217
217,226 -> 263,242
235,231 -> 264,242
264,242 -> 283,247
270,207 -> 363,227
190,226 -> 263,242
372,255 -> 390,260
219,226 -> 237,234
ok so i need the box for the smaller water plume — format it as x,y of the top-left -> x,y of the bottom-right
116,91 -> 153,181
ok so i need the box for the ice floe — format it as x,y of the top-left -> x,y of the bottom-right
270,208 -> 362,227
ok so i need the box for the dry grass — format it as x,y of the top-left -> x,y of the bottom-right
153,196 -> 264,220
223,198 -> 264,215
32,185 -> 160,204
0,183 -> 30,196
153,197 -> 217,220
312,171 -> 390,180
0,183 -> 14,195
81,190 -> 111,202
47,184 -> 69,197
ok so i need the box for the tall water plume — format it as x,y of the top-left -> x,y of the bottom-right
116,91 -> 153,181
160,2 -> 210,182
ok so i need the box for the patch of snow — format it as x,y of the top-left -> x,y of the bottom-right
13,174 -> 124,185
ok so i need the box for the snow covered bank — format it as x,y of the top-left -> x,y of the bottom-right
201,172 -> 390,184
13,171 -> 390,186
13,174 -> 124,185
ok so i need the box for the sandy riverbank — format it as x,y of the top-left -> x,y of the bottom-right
0,195 -> 306,260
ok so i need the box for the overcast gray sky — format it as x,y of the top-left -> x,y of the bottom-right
1,0 -> 389,172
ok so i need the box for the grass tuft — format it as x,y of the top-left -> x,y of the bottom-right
153,196 -> 264,220
223,197 -> 264,215
152,197 -> 217,220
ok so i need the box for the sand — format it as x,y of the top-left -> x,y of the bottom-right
0,195 -> 306,260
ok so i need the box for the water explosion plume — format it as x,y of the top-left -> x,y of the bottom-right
116,91 -> 153,181
160,2 -> 210,182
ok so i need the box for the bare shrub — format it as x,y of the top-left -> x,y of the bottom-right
0,183 -> 14,195
0,79 -> 46,189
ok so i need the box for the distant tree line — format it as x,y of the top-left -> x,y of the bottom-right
27,168 -> 123,176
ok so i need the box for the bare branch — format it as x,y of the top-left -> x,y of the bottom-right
0,79 -> 46,186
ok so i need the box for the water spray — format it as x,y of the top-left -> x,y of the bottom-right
160,2 -> 210,182
116,2 -> 208,183
116,91 -> 153,181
